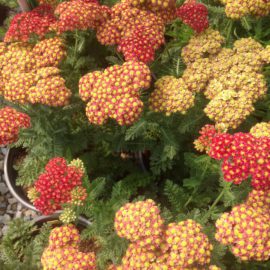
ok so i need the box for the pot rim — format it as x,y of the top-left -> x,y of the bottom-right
33,211 -> 91,227
4,147 -> 38,212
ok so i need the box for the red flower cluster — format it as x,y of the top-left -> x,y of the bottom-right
96,3 -> 165,63
79,61 -> 151,125
4,5 -> 56,42
0,107 -> 31,146
177,0 -> 209,33
209,132 -> 270,190
194,124 -> 220,153
53,0 -> 110,33
42,224 -> 96,270
114,200 -> 214,269
33,157 -> 84,215
215,195 -> 270,261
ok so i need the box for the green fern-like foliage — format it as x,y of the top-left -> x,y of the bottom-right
0,219 -> 50,270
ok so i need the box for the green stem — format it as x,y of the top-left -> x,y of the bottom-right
202,182 -> 231,223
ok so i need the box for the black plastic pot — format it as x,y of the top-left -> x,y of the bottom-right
4,147 -> 38,211
33,212 -> 91,228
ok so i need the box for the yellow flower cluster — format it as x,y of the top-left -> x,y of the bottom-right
180,33 -> 270,129
220,0 -> 270,19
42,224 -> 96,270
215,191 -> 270,261
250,122 -> 270,138
113,200 -> 215,269
181,28 -> 225,64
0,38 -> 71,106
149,76 -> 195,115
59,207 -> 77,224
204,90 -> 254,130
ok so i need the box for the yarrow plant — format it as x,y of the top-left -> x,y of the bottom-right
1,0 -> 270,269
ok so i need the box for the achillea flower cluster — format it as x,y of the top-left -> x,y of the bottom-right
176,0 -> 209,33
180,34 -> 269,129
250,122 -> 270,138
204,90 -> 254,130
181,28 -> 225,64
165,220 -> 213,268
0,107 -> 31,146
113,200 -> 214,269
149,76 -> 195,115
194,124 -> 220,153
215,192 -> 270,261
42,224 -> 96,270
96,2 -> 166,63
4,5 -> 56,42
220,0 -> 270,19
59,207 -> 77,224
121,0 -> 177,24
53,0 -> 110,33
79,61 -> 151,125
0,38 -> 71,106
114,199 -> 164,245
31,157 -> 86,215
208,132 -> 270,189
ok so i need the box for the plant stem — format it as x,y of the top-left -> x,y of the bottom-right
202,181 -> 231,223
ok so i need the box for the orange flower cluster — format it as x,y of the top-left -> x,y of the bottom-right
0,107 -> 31,146
96,2 -> 167,63
215,191 -> 270,261
79,61 -> 151,125
180,33 -> 270,129
149,75 -> 195,115
42,224 -> 96,270
113,199 -> 215,269
53,0 -> 110,33
121,0 -> 177,24
0,38 -> 71,106
220,0 -> 270,19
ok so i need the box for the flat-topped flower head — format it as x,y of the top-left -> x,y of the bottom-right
4,5 -> 56,42
79,61 -> 151,125
149,76 -> 195,115
165,219 -> 213,268
53,0 -> 110,33
215,204 -> 270,261
0,107 -> 31,146
114,199 -> 164,243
